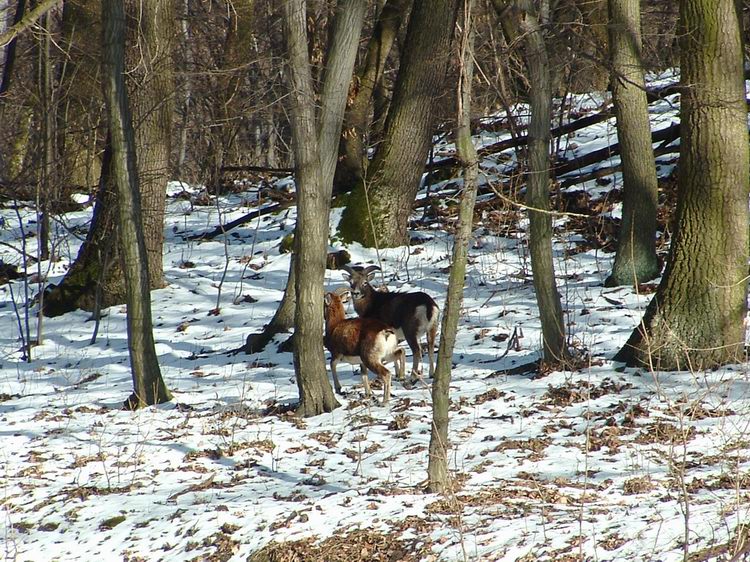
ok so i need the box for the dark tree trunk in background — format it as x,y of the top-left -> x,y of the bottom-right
0,0 -> 57,47
337,0 -> 458,248
615,0 -> 748,370
0,0 -> 25,97
572,0 -> 609,91
332,0 -> 410,194
45,0 -> 174,317
282,0 -> 366,417
428,1 -> 478,493
242,253 -> 297,354
605,0 -> 660,287
101,0 -> 172,409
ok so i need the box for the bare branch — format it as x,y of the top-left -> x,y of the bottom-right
0,0 -> 59,48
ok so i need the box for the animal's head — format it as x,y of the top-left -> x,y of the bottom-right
323,287 -> 351,321
341,264 -> 379,302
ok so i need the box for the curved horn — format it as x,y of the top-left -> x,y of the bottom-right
341,264 -> 357,275
363,265 -> 381,275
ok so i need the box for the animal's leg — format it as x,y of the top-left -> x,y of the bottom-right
360,362 -> 371,397
394,349 -> 406,383
427,323 -> 437,378
368,362 -> 391,405
404,333 -> 423,380
330,359 -> 342,395
381,366 -> 391,405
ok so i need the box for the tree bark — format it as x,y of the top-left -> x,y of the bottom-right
604,0 -> 660,287
0,0 -> 25,96
332,0 -> 410,194
572,0 -> 609,91
282,0 -> 331,417
282,0 -> 366,417
427,1 -> 478,494
0,0 -> 57,47
614,0 -> 748,370
337,0 -> 458,248
127,0 -> 173,291
317,0 -> 368,188
44,0 -> 173,316
495,0 -> 567,364
101,0 -> 171,409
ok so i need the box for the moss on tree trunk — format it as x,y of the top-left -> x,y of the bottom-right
337,0 -> 458,248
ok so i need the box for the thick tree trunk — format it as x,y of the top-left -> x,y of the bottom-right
427,4 -> 477,494
614,0 -> 748,370
604,0 -> 660,287
44,0 -> 173,316
282,0 -> 365,417
243,0 -> 367,358
128,0 -> 173,291
57,1 -> 103,192
282,0 -> 332,417
337,0 -> 458,248
43,140 -> 120,317
101,0 -> 171,409
332,0 -> 410,194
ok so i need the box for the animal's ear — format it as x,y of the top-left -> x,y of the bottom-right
333,286 -> 350,301
324,293 -> 333,306
364,265 -> 380,281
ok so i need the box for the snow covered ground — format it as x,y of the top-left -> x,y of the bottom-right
3,79 -> 750,561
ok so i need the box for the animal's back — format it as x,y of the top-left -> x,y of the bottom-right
372,291 -> 438,331
325,317 -> 394,357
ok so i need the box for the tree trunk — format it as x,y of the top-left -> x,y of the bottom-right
128,0 -> 173,291
44,0 -> 173,316
101,0 -> 171,409
572,0 -> 609,91
614,0 -> 748,370
176,0 -> 192,177
337,0 -> 458,248
332,0 -> 410,194
34,7 -> 55,264
317,0 -> 368,188
495,0 -> 567,364
604,0 -> 660,287
427,2 -> 478,494
242,254 -> 297,354
0,0 -> 57,48
57,0 -> 104,193
242,0 -> 365,353
282,0 -> 366,417
0,0 -> 25,96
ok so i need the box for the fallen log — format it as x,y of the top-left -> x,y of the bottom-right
553,123 -> 680,177
558,144 -> 680,188
185,200 -> 292,241
220,164 -> 294,176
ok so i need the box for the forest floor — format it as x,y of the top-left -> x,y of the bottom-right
3,71 -> 750,562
